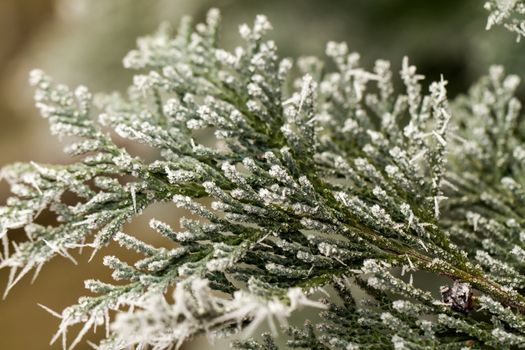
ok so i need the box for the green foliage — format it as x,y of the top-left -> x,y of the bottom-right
1,7 -> 525,350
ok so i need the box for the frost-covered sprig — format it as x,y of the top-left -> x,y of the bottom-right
444,66 -> 525,308
245,265 -> 525,349
485,0 -> 525,41
3,8 -> 525,350
96,277 -> 324,350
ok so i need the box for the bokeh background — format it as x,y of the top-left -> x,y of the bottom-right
0,0 -> 522,349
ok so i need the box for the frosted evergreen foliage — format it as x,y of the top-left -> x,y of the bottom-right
485,0 -> 525,41
2,8 -> 525,350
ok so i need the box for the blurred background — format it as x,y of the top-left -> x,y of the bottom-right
0,0 -> 521,348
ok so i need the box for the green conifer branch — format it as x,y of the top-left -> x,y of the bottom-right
1,7 -> 525,350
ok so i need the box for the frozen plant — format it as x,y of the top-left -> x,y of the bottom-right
485,0 -> 525,41
2,7 -> 525,350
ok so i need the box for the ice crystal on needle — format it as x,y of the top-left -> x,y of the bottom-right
2,7 -> 525,350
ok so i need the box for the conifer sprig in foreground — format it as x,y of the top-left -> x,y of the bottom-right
1,8 -> 525,350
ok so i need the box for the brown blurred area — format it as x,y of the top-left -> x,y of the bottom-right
0,1 -> 54,166
0,0 -> 524,349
